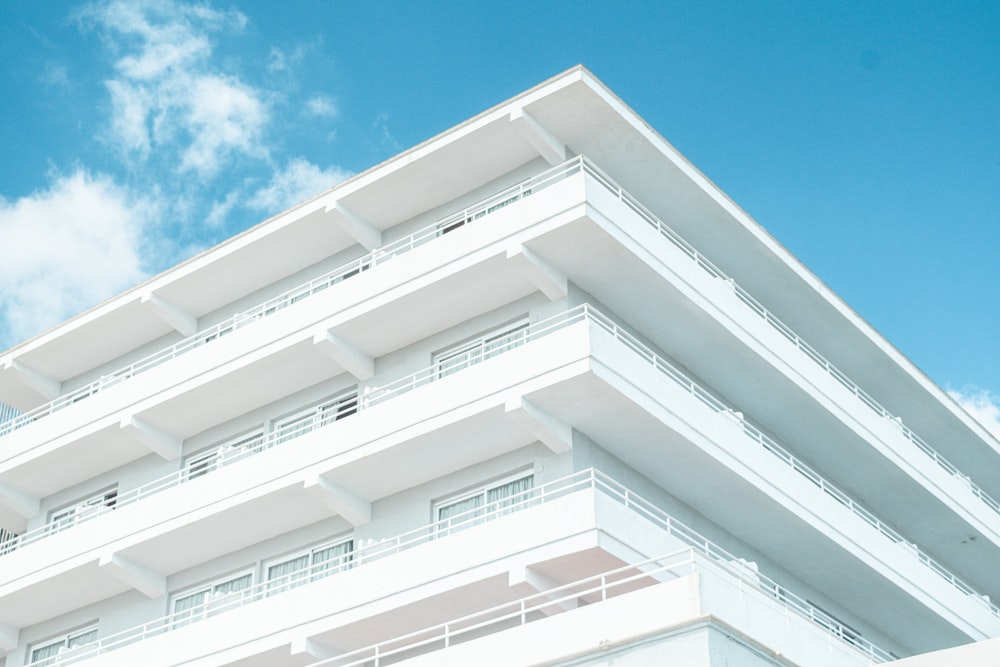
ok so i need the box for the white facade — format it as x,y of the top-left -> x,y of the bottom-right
0,66 -> 997,667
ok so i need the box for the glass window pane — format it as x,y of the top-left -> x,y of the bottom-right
267,554 -> 310,594
67,629 -> 97,648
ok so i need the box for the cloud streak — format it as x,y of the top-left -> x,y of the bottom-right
948,387 -> 1000,441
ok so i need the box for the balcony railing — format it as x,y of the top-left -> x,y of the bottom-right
24,469 -> 893,667
5,153 -> 991,544
580,158 -> 1000,518
4,305 -> 995,622
302,546 -> 887,667
0,157 -> 581,439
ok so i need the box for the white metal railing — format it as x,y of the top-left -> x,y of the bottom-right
4,154 -> 993,539
0,157 -> 582,439
302,547 -> 889,667
25,469 -> 893,667
578,305 -> 999,619
4,304 -> 993,621
579,157 -> 1000,519
0,389 -> 357,557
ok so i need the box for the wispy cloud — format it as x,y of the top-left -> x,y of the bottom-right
0,171 -> 152,344
372,112 -> 401,153
305,94 -> 338,119
948,387 -> 1000,441
81,0 -> 267,176
1,0 -> 350,350
249,158 -> 351,212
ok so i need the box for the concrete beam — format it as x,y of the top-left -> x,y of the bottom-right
289,637 -> 341,661
120,415 -> 183,461
99,552 -> 166,599
509,107 -> 566,166
0,623 -> 17,652
505,397 -> 573,454
313,331 -> 375,380
326,201 -> 381,250
141,293 -> 198,337
506,245 -> 568,300
0,483 -> 40,519
509,564 -> 578,615
4,359 -> 60,400
303,474 -> 372,526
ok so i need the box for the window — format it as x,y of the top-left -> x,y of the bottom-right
170,570 -> 253,628
436,190 -> 530,237
0,527 -> 19,556
434,321 -> 528,378
29,626 -> 97,666
435,473 -> 534,535
48,488 -> 118,534
266,538 -> 354,595
274,390 -> 358,444
183,430 -> 265,481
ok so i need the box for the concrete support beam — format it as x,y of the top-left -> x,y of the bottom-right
313,331 -> 375,380
120,416 -> 183,461
0,483 -> 40,519
327,201 -> 381,250
99,552 -> 166,599
509,108 -> 566,166
141,293 -> 198,337
505,397 -> 573,454
506,245 -> 568,300
303,474 -> 372,526
289,637 -> 341,661
0,623 -> 18,652
4,359 -> 60,400
509,564 -> 578,615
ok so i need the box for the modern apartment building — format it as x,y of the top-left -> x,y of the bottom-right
0,65 -> 997,667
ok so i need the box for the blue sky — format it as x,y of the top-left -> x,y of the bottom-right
0,1 -> 997,433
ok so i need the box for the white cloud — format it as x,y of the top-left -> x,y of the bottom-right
106,79 -> 153,155
248,158 -> 352,213
0,171 -> 151,345
82,0 -> 267,176
0,1 -> 355,349
372,112 -> 401,153
305,94 -> 338,119
267,46 -> 306,72
180,74 -> 269,176
948,387 -> 1000,441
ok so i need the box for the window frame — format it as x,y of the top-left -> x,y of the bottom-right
169,568 -> 255,627
183,429 -> 265,481
264,536 -> 355,595
28,625 -> 98,666
47,487 -> 118,532
433,471 -> 535,535
433,319 -> 529,379
273,388 -> 358,444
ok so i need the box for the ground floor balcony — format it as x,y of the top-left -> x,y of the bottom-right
0,308 -> 993,657
17,472 -> 893,667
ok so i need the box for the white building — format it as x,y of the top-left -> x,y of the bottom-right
0,65 -> 997,667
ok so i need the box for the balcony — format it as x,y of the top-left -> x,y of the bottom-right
23,471 -> 894,667
2,158 -> 996,581
0,307 -> 993,651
